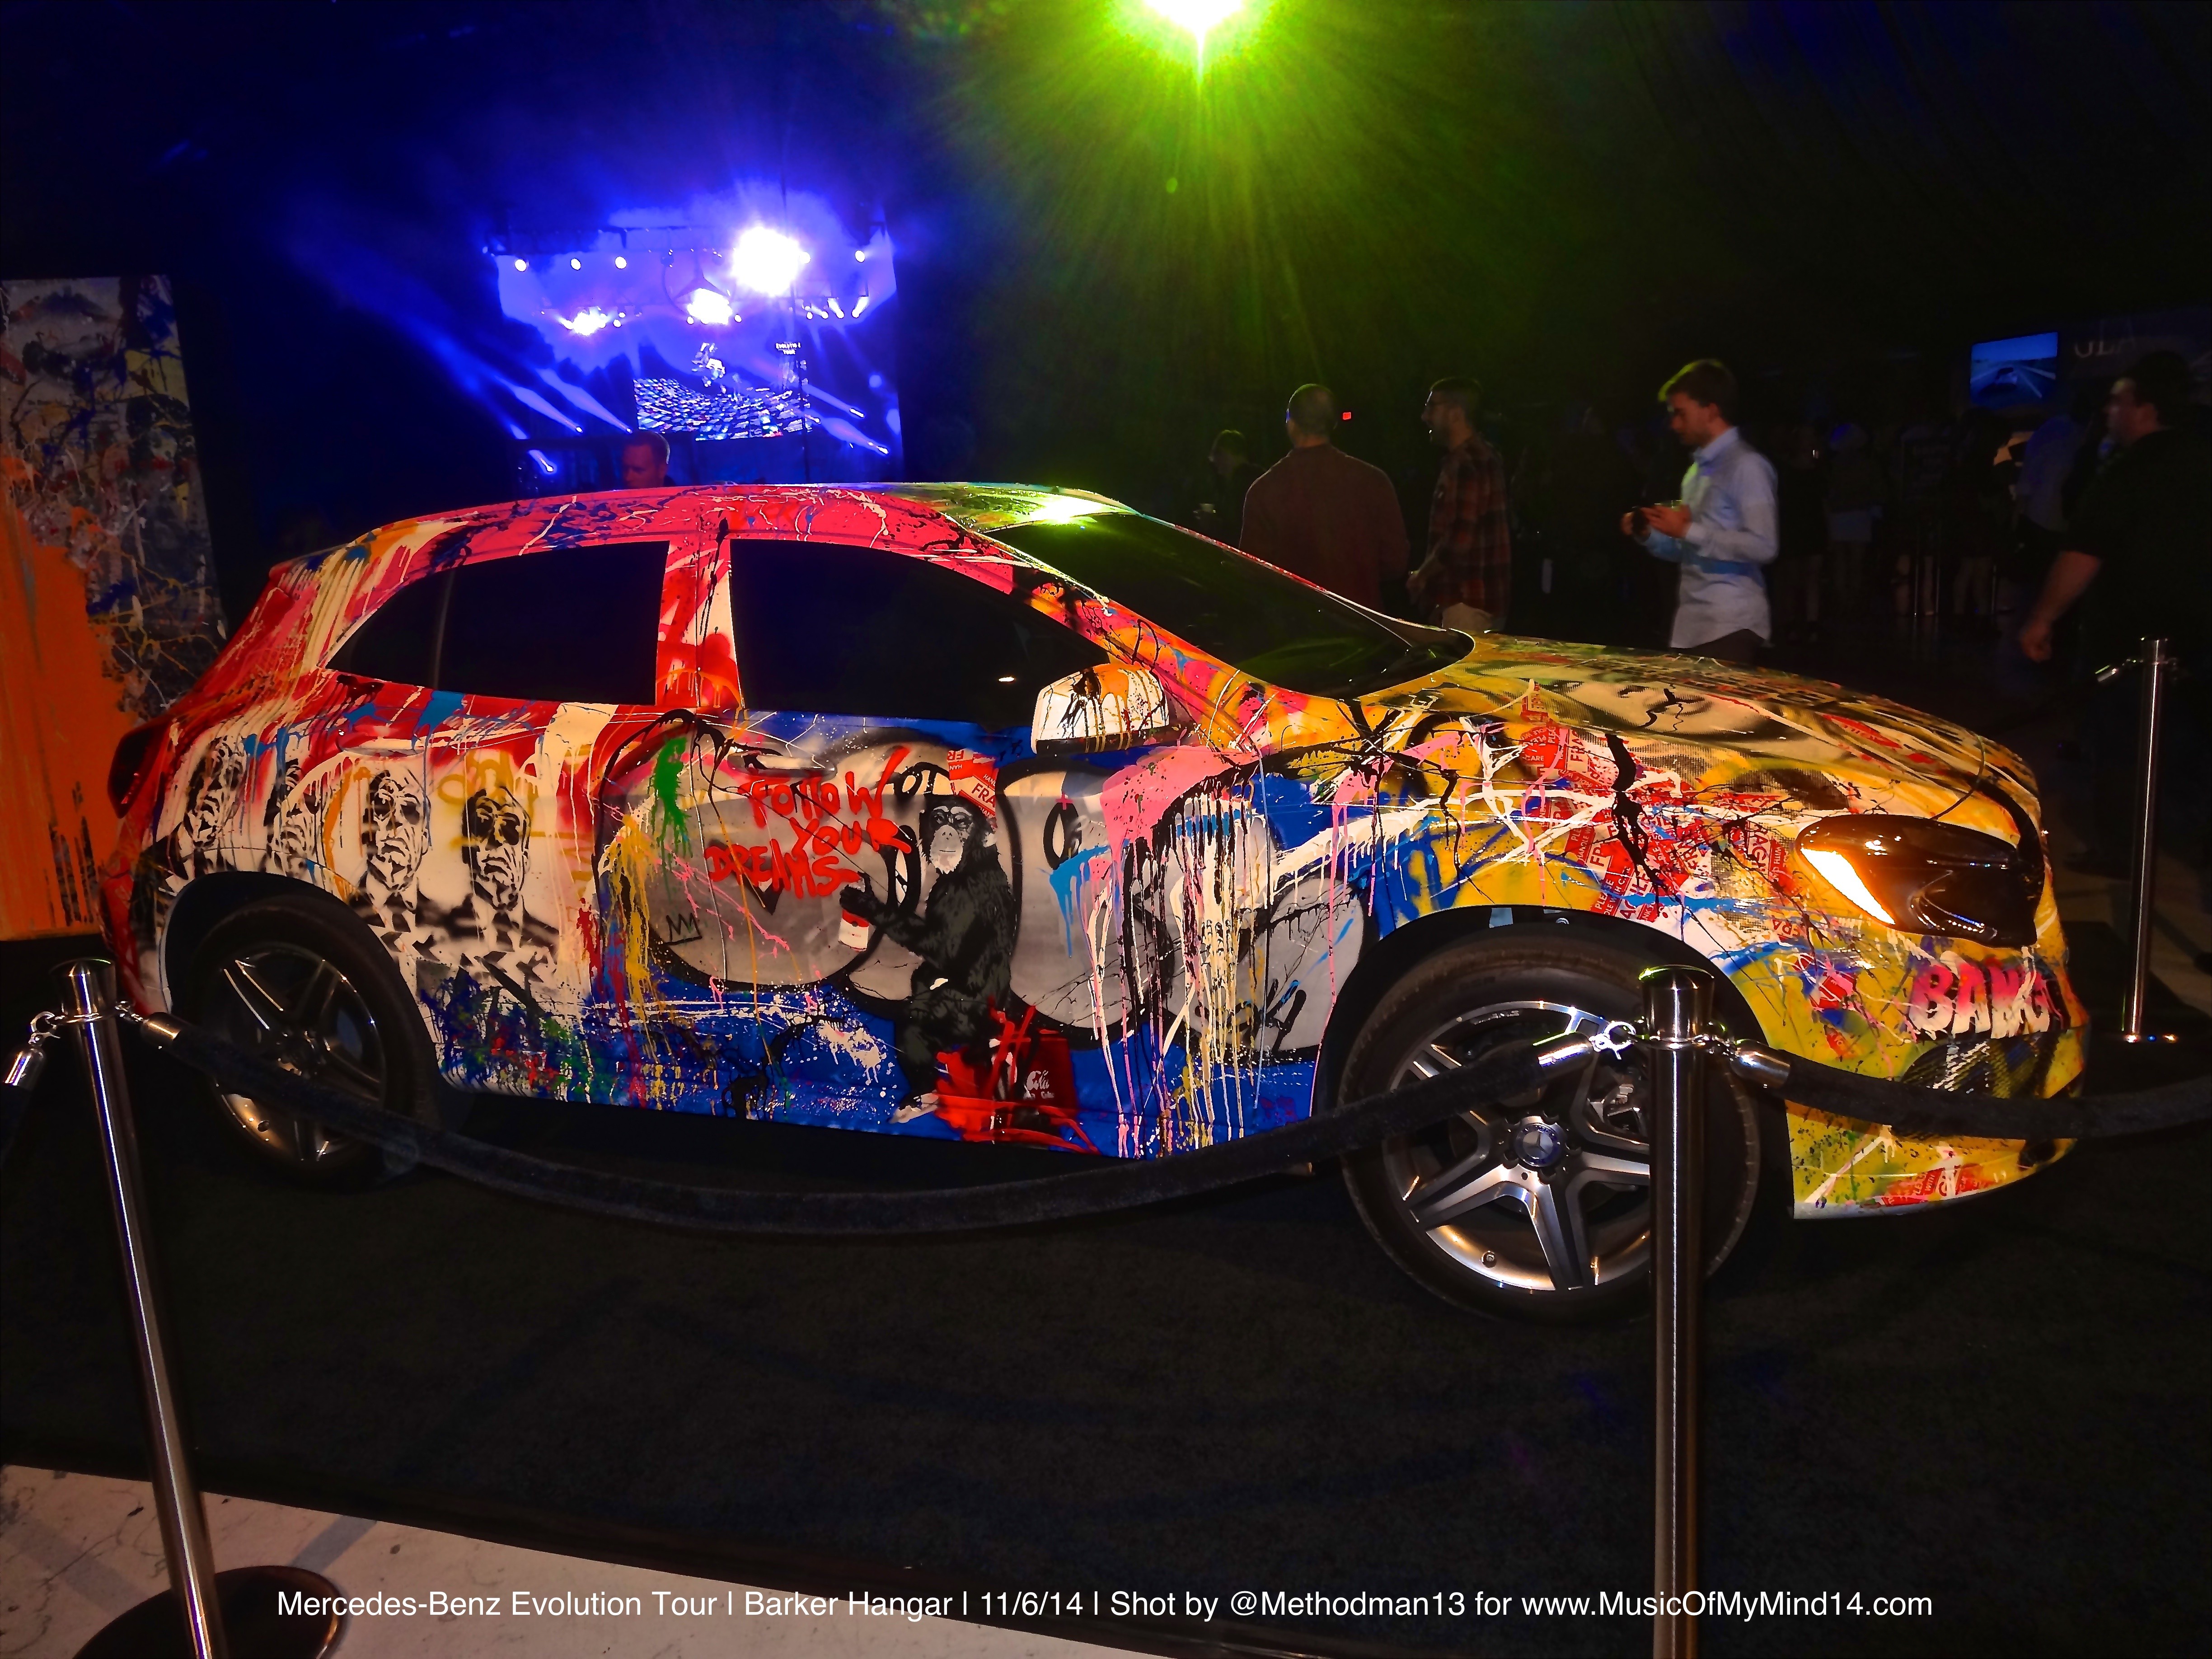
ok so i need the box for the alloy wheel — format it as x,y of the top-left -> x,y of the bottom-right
1380,1000 -> 1657,1293
201,944 -> 384,1168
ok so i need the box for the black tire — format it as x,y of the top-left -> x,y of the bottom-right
1337,928 -> 1783,1322
177,894 -> 442,1184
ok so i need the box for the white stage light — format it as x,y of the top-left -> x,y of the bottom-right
569,256 -> 582,270
684,288 -> 735,326
614,255 -> 628,269
730,226 -> 810,294
513,258 -> 529,271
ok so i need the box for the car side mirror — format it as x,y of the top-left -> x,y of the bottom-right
1032,664 -> 1178,755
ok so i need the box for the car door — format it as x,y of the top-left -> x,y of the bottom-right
316,530 -> 704,1096
599,533 -> 1205,1143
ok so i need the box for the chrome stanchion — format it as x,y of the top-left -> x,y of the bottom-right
56,959 -> 228,1659
1642,965 -> 1710,1659
48,960 -> 342,1659
2118,637 -> 2176,1044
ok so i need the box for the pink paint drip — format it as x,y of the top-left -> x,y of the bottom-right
1098,745 -> 1239,857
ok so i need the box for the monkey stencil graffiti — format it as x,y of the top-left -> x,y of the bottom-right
842,776 -> 1017,1120
103,484 -> 2087,1211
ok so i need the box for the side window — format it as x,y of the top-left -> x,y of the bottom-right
730,540 -> 1106,727
333,542 -> 668,706
332,569 -> 445,688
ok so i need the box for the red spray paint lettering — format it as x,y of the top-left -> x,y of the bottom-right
1907,954 -> 2052,1038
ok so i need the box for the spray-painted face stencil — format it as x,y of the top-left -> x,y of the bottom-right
923,801 -> 980,875
178,736 -> 246,851
463,785 -> 530,913
361,770 -> 430,890
258,759 -> 318,878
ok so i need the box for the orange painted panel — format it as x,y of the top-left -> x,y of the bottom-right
0,276 -> 225,939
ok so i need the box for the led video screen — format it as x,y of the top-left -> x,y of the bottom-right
1969,331 -> 2059,409
492,198 -> 900,485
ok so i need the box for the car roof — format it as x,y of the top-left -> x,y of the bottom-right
276,483 -> 1138,588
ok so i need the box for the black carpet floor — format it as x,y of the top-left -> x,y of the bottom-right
4,913 -> 2207,1658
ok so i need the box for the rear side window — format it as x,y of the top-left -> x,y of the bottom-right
730,540 -> 1104,727
334,570 -> 444,688
333,541 -> 668,705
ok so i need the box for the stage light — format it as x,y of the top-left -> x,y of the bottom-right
730,226 -> 810,295
852,294 -> 869,316
569,257 -> 582,270
684,287 -> 735,327
614,255 -> 628,269
1146,0 -> 1240,50
513,258 -> 529,272
1340,410 -> 1351,421
1125,0 -> 1259,69
854,249 -> 867,262
562,307 -> 615,336
827,298 -> 845,318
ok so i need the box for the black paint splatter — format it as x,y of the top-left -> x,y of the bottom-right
1605,731 -> 1672,895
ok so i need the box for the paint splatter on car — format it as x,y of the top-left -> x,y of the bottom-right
102,484 -> 2086,1215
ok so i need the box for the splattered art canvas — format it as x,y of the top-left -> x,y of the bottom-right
1,274 -> 227,937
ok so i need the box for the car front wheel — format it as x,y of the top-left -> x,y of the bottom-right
1338,929 -> 1777,1322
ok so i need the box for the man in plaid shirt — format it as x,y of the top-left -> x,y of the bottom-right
1407,378 -> 1511,632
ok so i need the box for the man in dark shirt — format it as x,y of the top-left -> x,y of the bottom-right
2019,351 -> 2211,872
1407,377 -> 1512,632
1241,383 -> 1408,609
2021,354 -> 2210,667
1184,428 -> 1261,545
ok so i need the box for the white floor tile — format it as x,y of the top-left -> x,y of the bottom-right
0,1466 -> 1108,1659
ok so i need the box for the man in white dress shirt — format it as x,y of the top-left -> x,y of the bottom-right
1621,360 -> 1778,664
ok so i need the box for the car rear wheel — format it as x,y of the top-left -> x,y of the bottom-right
178,896 -> 441,1183
1338,929 -> 1779,1322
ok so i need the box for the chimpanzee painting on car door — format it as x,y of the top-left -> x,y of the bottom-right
592,712 -> 1362,1158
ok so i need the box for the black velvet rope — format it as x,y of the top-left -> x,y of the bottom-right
1771,1050 -> 2210,1142
12,1010 -> 2208,1234
131,1016 -> 1549,1236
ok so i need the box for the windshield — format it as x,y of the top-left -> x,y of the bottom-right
989,513 -> 1468,697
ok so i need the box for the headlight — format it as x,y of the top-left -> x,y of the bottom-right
1798,801 -> 2045,947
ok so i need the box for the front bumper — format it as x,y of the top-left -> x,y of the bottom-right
1785,1024 -> 2084,1216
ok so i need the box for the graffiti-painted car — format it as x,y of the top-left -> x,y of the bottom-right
102,484 -> 2082,1319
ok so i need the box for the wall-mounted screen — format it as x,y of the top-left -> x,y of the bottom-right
489,194 -> 900,487
1969,332 -> 2059,408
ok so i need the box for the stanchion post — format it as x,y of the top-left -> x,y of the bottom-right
54,959 -> 229,1659
1643,965 -> 1711,1659
2120,636 -> 2175,1043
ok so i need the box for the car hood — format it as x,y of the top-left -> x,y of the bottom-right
1354,633 -> 2039,830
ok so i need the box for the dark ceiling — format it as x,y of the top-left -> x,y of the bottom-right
4,0 -> 2206,583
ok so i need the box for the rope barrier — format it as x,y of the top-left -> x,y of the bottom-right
127,1012 -> 1551,1236
7,1003 -> 2210,1236
13,965 -> 2201,1659
1755,1046 -> 2210,1142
